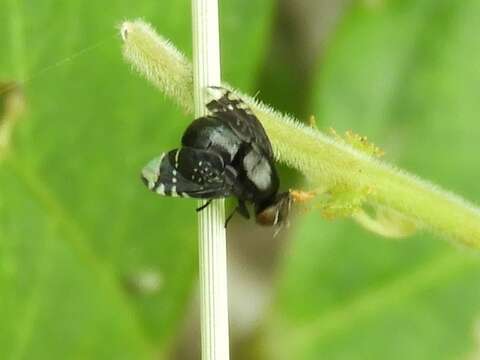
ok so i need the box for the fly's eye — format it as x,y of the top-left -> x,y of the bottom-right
255,192 -> 292,227
255,205 -> 278,226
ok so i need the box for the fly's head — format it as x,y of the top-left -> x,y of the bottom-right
255,191 -> 292,233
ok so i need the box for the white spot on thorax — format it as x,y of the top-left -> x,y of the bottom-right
208,130 -> 240,161
243,150 -> 272,191
171,185 -> 178,197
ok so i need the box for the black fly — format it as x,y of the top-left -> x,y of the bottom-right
141,87 -> 291,231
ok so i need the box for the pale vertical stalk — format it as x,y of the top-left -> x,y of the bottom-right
191,1 -> 230,359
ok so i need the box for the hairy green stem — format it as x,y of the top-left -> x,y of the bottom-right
120,19 -> 480,249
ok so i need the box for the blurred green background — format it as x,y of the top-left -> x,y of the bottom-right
1,0 -> 480,359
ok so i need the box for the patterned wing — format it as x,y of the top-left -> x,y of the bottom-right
141,147 -> 230,198
206,87 -> 274,158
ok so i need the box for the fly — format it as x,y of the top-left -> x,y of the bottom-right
141,87 -> 292,232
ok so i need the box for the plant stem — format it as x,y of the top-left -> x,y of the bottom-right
191,0 -> 230,359
121,20 -> 480,250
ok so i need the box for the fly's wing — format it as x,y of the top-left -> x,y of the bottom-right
181,115 -> 242,163
206,87 -> 274,158
141,147 -> 230,198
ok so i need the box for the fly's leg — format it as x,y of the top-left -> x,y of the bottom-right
196,199 -> 212,212
236,201 -> 249,219
225,201 -> 249,228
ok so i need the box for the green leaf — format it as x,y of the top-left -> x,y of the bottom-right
221,0 -> 274,91
264,0 -> 480,359
0,0 -> 273,358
